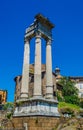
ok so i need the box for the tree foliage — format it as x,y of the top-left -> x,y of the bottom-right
57,77 -> 80,105
3,102 -> 14,112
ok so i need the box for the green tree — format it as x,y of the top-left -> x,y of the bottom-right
3,102 -> 14,112
58,77 -> 80,105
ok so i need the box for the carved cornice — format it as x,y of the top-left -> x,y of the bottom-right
24,14 -> 54,41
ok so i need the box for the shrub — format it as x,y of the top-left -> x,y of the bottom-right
78,110 -> 83,117
59,107 -> 75,117
79,99 -> 83,108
64,95 -> 80,105
56,91 -> 64,102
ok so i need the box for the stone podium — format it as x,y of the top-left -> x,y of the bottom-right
14,14 -> 60,117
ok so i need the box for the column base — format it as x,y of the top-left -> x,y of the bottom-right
20,93 -> 28,99
33,95 -> 42,98
46,93 -> 53,99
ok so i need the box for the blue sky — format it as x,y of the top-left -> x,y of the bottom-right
0,0 -> 83,102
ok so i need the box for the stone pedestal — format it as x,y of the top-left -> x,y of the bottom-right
14,98 -> 60,117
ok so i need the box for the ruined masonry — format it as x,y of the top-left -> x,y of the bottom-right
14,14 -> 59,117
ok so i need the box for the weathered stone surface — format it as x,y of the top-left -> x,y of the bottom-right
3,114 -> 83,130
6,116 -> 59,130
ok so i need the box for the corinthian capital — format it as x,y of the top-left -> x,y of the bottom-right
46,38 -> 52,45
35,31 -> 41,39
24,37 -> 30,44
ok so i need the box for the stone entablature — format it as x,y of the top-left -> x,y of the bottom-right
25,14 -> 54,40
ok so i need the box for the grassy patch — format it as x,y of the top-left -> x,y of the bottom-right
58,102 -> 80,112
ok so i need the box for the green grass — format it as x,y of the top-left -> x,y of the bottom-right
58,102 -> 80,112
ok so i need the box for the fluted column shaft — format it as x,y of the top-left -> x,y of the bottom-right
20,38 -> 30,99
34,33 -> 42,97
46,39 -> 53,99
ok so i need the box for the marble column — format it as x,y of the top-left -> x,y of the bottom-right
46,39 -> 53,99
20,38 -> 30,99
34,33 -> 42,97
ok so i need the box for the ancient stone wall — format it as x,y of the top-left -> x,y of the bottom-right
14,64 -> 57,101
6,116 -> 59,130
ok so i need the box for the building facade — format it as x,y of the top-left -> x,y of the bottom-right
0,90 -> 7,105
